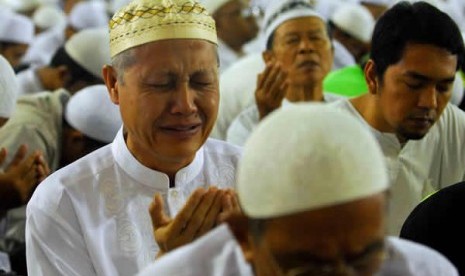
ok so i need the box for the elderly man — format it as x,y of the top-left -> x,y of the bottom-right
26,0 -> 241,275
331,1 -> 465,235
226,0 -> 337,146
139,104 -> 458,275
202,0 -> 259,72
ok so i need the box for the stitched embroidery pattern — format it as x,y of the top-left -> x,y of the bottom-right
109,2 -> 209,29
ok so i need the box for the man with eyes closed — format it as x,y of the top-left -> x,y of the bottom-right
331,1 -> 465,236
226,0 -> 339,146
25,0 -> 242,275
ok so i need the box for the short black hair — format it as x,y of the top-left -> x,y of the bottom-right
370,1 -> 465,79
50,47 -> 102,87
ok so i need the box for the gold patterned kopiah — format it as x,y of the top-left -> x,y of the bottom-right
109,2 -> 208,29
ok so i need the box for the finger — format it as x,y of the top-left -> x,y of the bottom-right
13,152 -> 37,177
0,148 -> 6,165
257,63 -> 274,89
149,193 -> 171,229
170,188 -> 207,233
268,67 -> 288,101
6,144 -> 28,170
35,154 -> 50,180
262,64 -> 281,93
194,189 -> 225,237
181,187 -> 220,238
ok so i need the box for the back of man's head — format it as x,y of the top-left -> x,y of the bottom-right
238,103 -> 388,218
370,1 -> 465,78
50,27 -> 111,93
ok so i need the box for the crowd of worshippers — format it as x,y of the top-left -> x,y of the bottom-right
1,0 -> 465,275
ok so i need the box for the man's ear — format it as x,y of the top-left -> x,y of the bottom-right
226,214 -> 255,262
102,65 -> 120,105
364,59 -> 379,95
262,50 -> 275,64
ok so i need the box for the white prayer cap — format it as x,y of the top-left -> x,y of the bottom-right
263,0 -> 326,49
237,103 -> 389,219
0,0 -> 39,13
0,12 -> 34,45
331,4 -> 375,43
110,0 -> 217,58
201,0 -> 231,15
0,55 -> 19,118
109,0 -> 132,15
65,84 -> 122,143
64,27 -> 111,80
68,1 -> 109,31
33,5 -> 67,31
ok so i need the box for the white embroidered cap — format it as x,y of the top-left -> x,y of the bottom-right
68,1 -> 109,31
263,0 -> 326,49
331,3 -> 375,43
201,0 -> 231,14
0,11 -> 34,45
64,27 -> 111,80
65,84 -> 122,143
0,55 -> 19,118
237,103 -> 389,219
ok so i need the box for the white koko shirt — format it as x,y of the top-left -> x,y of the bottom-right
331,99 -> 465,235
26,129 -> 242,276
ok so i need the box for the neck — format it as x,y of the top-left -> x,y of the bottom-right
350,94 -> 406,143
285,83 -> 324,102
126,136 -> 195,187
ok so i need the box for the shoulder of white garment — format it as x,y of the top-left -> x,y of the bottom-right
16,67 -> 45,96
379,237 -> 459,276
226,104 -> 260,147
136,224 -> 254,276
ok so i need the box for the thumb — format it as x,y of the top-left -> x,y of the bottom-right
149,193 -> 171,229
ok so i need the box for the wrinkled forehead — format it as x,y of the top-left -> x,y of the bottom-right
274,16 -> 327,38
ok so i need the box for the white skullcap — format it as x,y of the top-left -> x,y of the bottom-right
33,5 -> 67,31
0,0 -> 39,12
331,4 -> 375,43
109,0 -> 132,14
238,103 -> 389,219
65,84 -> 122,143
201,0 -> 231,15
64,27 -> 111,80
263,0 -> 326,49
110,0 -> 217,58
0,12 -> 34,45
68,1 -> 109,31
0,55 -> 18,118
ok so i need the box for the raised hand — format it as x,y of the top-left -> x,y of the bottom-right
149,187 -> 231,257
255,62 -> 289,120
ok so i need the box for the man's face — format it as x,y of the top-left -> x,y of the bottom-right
109,40 -> 219,169
267,17 -> 333,87
250,194 -> 387,276
368,43 -> 457,142
215,0 -> 259,47
1,43 -> 28,68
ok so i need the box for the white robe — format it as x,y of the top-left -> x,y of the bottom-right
26,130 -> 242,276
137,224 -> 458,276
211,52 -> 265,140
218,39 -> 241,74
331,99 -> 465,235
